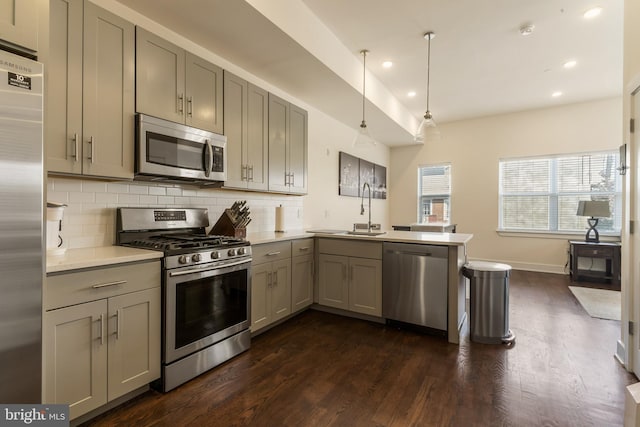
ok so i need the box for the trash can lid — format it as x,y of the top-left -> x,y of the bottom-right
464,261 -> 512,272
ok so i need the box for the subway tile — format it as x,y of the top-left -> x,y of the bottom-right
46,191 -> 69,204
54,178 -> 82,192
69,192 -> 95,204
148,186 -> 166,196
107,183 -> 129,193
129,185 -> 149,195
95,192 -> 119,204
166,187 -> 182,196
157,196 -> 175,205
118,194 -> 140,204
82,181 -> 108,193
139,195 -> 158,205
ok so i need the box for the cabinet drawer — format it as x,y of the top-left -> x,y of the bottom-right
318,238 -> 382,260
45,261 -> 161,310
252,241 -> 292,264
575,246 -> 614,258
292,238 -> 314,257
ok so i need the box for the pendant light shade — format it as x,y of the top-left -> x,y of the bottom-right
415,32 -> 440,143
353,49 -> 376,147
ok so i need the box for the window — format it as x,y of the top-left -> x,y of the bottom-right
499,151 -> 621,234
418,164 -> 451,223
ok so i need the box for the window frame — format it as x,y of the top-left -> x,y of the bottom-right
498,150 -> 621,236
417,163 -> 452,224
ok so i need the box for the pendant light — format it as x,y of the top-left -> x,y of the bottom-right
353,49 -> 376,147
416,31 -> 441,143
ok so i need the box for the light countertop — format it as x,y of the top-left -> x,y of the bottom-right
248,230 -> 472,246
46,246 -> 163,274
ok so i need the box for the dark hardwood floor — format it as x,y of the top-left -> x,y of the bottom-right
83,270 -> 636,426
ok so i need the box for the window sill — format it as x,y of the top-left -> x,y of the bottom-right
496,229 -> 621,241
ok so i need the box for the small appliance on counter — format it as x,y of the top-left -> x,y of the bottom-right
210,200 -> 251,238
46,202 -> 67,255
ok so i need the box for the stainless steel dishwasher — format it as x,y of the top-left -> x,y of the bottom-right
383,242 -> 448,332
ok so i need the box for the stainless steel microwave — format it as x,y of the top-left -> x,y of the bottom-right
135,114 -> 227,185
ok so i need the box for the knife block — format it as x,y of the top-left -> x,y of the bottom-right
210,209 -> 246,238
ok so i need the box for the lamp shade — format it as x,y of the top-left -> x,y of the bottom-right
576,200 -> 611,218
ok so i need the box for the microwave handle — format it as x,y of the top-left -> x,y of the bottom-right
203,139 -> 213,177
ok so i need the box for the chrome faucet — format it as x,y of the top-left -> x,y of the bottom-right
360,182 -> 372,231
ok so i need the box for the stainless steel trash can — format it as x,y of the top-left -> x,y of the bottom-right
462,261 -> 515,344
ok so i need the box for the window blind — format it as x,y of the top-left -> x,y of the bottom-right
499,152 -> 621,233
418,164 -> 451,223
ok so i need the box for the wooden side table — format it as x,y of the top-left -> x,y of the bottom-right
569,240 -> 621,290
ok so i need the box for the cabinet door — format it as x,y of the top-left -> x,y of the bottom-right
318,254 -> 349,310
349,258 -> 382,316
288,104 -> 308,194
82,2 -> 134,179
223,71 -> 248,189
135,27 -> 185,124
185,52 -> 223,133
43,299 -> 108,420
292,254 -> 313,312
107,287 -> 161,401
0,0 -> 37,51
251,263 -> 272,332
47,0 -> 83,174
246,83 -> 269,191
268,93 -> 289,192
271,258 -> 292,322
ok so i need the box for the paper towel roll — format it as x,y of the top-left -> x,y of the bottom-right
275,205 -> 285,232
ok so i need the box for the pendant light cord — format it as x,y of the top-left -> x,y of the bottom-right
426,35 -> 431,115
361,49 -> 367,128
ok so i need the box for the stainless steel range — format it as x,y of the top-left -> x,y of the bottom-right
116,207 -> 251,392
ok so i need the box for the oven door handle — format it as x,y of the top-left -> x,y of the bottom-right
169,258 -> 251,277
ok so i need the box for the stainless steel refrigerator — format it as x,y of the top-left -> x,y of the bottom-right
0,49 -> 43,403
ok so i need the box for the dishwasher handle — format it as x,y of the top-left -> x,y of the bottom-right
384,249 -> 446,258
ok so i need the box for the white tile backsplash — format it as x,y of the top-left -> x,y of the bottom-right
47,177 -> 304,249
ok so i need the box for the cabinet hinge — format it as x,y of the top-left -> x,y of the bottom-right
631,118 -> 635,134
630,321 -> 635,336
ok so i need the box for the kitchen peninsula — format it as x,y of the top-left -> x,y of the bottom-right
247,230 -> 472,344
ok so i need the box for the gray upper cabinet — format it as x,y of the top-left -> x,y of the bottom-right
136,27 -> 223,134
268,94 -> 308,195
47,0 -> 134,179
0,0 -> 38,52
223,71 -> 268,191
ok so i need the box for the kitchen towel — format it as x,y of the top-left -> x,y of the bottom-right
275,205 -> 285,232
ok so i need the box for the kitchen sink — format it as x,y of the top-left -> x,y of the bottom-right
346,231 -> 386,236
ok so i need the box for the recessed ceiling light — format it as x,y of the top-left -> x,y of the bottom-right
583,7 -> 602,19
382,61 -> 393,68
407,91 -> 416,97
563,60 -> 577,69
552,91 -> 563,98
519,24 -> 535,36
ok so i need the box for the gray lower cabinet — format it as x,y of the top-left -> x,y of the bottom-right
251,242 -> 292,332
43,261 -> 161,421
291,239 -> 314,312
47,0 -> 134,179
223,71 -> 269,190
317,239 -> 382,317
268,93 -> 308,194
136,27 -> 223,134
0,0 -> 38,52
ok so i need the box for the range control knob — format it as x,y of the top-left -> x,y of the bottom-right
178,255 -> 190,264
237,247 -> 246,255
211,251 -> 219,259
192,253 -> 202,262
228,248 -> 237,257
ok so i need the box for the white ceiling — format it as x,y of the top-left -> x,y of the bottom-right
118,0 -> 623,146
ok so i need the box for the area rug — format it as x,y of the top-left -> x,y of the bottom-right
569,286 -> 621,321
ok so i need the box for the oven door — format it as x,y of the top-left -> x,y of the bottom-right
164,258 -> 250,364
136,113 -> 226,182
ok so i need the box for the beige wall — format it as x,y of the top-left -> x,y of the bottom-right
390,97 -> 622,272
304,109 -> 390,231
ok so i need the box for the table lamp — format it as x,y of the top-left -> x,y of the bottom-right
576,200 -> 611,243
